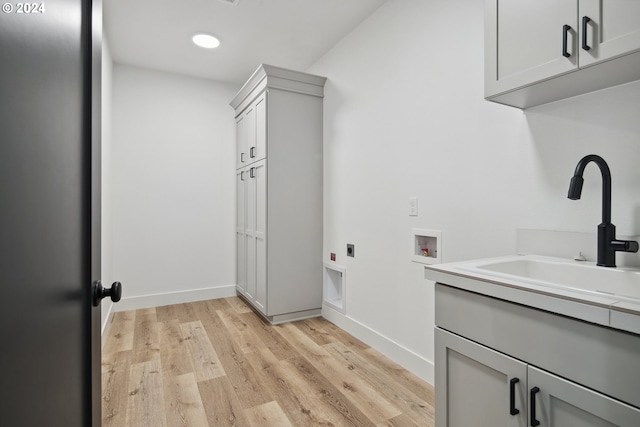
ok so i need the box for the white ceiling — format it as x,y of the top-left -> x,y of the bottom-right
104,0 -> 387,84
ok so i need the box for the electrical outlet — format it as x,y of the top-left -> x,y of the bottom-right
347,243 -> 355,257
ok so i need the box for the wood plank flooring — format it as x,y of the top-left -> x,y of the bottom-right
102,297 -> 435,426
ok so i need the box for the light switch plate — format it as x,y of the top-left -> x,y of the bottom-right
409,197 -> 418,216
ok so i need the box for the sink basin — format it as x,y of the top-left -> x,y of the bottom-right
454,255 -> 640,302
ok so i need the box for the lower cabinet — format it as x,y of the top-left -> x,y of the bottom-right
436,328 -> 640,426
237,160 -> 266,315
434,282 -> 640,427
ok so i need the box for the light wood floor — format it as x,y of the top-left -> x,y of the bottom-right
102,297 -> 435,426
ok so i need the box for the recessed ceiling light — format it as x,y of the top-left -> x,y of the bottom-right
192,33 -> 220,49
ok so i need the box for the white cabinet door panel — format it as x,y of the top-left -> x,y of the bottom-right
236,114 -> 247,169
253,92 -> 267,162
236,169 -> 246,295
435,328 -> 527,427
528,366 -> 640,427
253,160 -> 267,314
244,160 -> 266,313
235,105 -> 256,169
485,0 -> 577,97
246,106 -> 256,165
246,164 -> 257,300
579,0 -> 640,67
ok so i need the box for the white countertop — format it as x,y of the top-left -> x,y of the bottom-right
424,255 -> 640,335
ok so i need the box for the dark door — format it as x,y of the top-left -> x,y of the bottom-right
0,1 -> 103,425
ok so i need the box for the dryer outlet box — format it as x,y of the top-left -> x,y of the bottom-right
347,243 -> 355,257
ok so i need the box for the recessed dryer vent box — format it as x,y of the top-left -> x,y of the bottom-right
323,263 -> 346,314
411,229 -> 442,265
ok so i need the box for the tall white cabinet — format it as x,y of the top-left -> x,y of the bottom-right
231,64 -> 326,324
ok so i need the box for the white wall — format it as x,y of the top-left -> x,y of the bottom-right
308,0 -> 640,383
111,64 -> 240,310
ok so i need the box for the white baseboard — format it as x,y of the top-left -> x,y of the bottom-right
112,285 -> 237,313
321,305 -> 434,385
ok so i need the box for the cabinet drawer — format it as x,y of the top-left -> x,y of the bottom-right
435,283 -> 640,409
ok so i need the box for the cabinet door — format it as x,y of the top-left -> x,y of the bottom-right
249,92 -> 267,163
236,111 -> 248,169
245,166 -> 256,301
579,0 -> 640,67
485,0 -> 578,97
253,160 -> 267,313
528,366 -> 640,426
246,160 -> 267,314
236,169 -> 246,295
236,105 -> 256,169
435,328 -> 527,427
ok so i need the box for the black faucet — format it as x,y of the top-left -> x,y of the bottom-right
568,154 -> 638,267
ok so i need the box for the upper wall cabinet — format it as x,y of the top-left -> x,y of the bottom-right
485,0 -> 640,109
